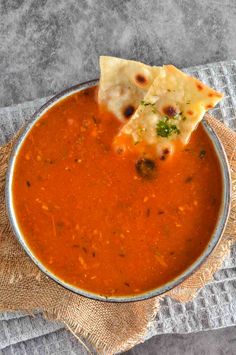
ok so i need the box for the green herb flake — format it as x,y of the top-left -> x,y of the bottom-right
173,114 -> 180,120
156,119 -> 180,138
152,107 -> 157,114
182,116 -> 187,121
136,126 -> 147,142
140,100 -> 155,107
199,149 -> 206,159
168,111 -> 184,120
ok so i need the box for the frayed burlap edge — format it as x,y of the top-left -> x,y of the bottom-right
0,115 -> 235,354
0,132 -> 160,355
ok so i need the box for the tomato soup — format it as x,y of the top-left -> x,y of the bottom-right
12,86 -> 222,297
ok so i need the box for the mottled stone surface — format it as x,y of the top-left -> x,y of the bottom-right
1,1 -> 236,354
0,0 -> 236,107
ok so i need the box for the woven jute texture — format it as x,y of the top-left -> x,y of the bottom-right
0,114 -> 235,354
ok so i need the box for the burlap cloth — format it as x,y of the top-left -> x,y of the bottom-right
0,113 -> 235,354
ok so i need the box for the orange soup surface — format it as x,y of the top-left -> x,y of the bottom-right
13,86 -> 222,297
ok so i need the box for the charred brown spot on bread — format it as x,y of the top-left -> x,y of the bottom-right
123,105 -> 135,119
208,92 -> 221,98
196,83 -> 203,91
187,110 -> 193,115
163,105 -> 177,117
135,158 -> 157,179
206,104 -> 213,109
135,74 -> 147,85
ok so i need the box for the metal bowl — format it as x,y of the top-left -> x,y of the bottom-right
5,80 -> 232,302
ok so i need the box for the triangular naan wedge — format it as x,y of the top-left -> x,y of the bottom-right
98,56 -> 161,121
114,65 -> 223,158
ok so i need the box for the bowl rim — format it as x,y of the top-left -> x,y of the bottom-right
5,79 -> 232,303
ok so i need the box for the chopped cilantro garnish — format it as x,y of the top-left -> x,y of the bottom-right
156,119 -> 180,138
182,116 -> 187,121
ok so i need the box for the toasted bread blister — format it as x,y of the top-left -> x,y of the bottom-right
98,56 -> 161,121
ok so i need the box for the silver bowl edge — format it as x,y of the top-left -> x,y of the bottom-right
5,80 -> 232,303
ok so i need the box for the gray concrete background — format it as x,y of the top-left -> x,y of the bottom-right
1,0 -> 236,108
1,0 -> 236,354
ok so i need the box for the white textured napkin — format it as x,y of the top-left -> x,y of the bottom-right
1,60 -> 236,354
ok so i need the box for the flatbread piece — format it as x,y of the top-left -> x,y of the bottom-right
98,56 -> 161,121
114,65 -> 223,157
